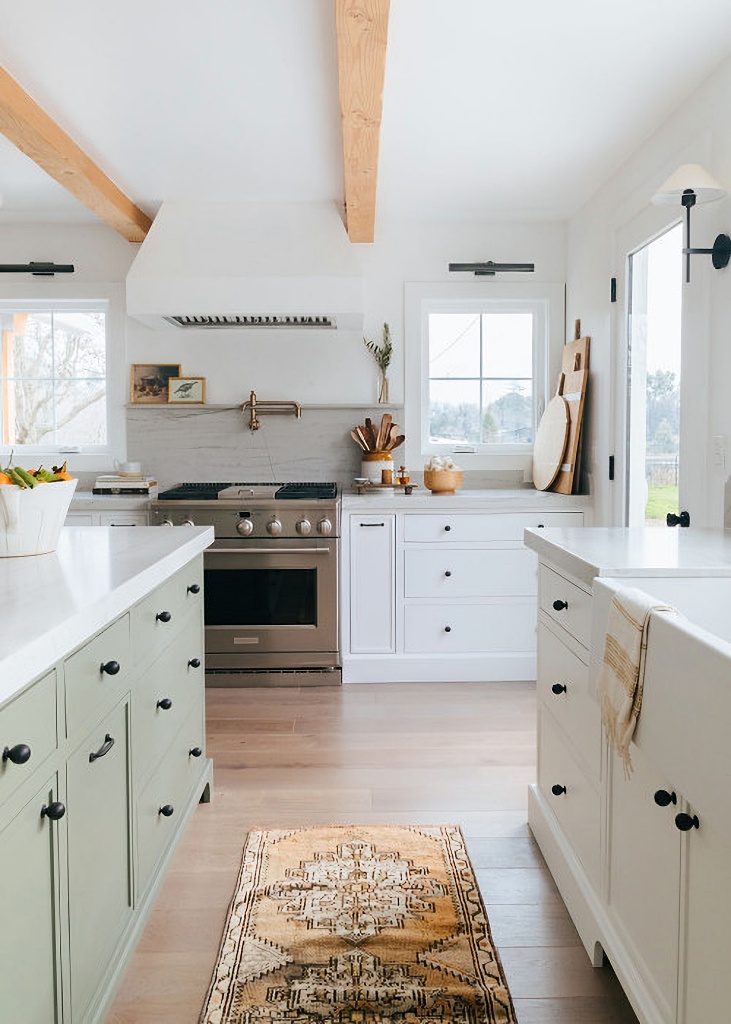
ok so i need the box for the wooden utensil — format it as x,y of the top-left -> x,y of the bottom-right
532,395 -> 569,490
351,428 -> 368,451
364,418 -> 377,450
376,413 -> 392,451
388,434 -> 405,451
354,425 -> 371,451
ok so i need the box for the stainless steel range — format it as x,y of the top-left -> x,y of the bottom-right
151,482 -> 340,687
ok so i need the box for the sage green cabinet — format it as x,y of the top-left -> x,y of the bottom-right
66,700 -> 132,1022
0,774 -> 63,1024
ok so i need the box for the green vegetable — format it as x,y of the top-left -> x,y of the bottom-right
12,466 -> 38,488
7,468 -> 28,488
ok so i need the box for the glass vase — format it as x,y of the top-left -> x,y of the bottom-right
378,371 -> 389,404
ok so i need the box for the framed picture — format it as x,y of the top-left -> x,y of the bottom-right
168,376 -> 206,404
130,364 -> 181,404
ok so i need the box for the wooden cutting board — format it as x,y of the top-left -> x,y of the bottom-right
532,395 -> 570,490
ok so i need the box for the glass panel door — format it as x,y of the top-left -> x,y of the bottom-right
626,224 -> 683,526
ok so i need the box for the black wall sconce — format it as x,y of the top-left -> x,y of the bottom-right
653,164 -> 730,283
0,262 -> 74,276
448,260 -> 534,277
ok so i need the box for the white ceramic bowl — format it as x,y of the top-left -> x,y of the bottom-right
0,478 -> 77,556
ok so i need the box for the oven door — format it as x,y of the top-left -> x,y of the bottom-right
204,537 -> 338,668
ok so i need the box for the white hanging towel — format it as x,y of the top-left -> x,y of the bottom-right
598,587 -> 677,776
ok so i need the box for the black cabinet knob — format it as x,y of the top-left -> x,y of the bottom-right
188,657 -> 201,669
552,599 -> 568,611
156,610 -> 172,623
551,683 -> 567,695
156,698 -> 173,711
654,789 -> 677,807
41,801 -> 66,821
551,784 -> 567,796
2,743 -> 31,765
100,660 -> 120,675
675,812 -> 700,831
444,625 -> 452,633
444,524 -> 451,531
187,583 -> 201,594
158,804 -> 175,817
189,746 -> 203,758
444,570 -> 452,577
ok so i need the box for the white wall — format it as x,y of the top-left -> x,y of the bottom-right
567,52 -> 731,526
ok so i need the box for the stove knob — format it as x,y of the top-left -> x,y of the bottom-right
160,518 -> 174,527
317,517 -> 333,536
236,518 -> 254,536
296,518 -> 312,536
267,518 -> 282,536
182,518 -> 195,527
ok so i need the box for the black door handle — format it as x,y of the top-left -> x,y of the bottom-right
187,583 -> 201,594
100,660 -> 120,675
654,789 -> 677,807
89,734 -> 115,763
2,743 -> 31,764
551,683 -> 567,695
188,658 -> 201,669
41,801 -> 66,821
157,698 -> 173,711
156,610 -> 172,622
666,510 -> 690,528
675,812 -> 700,831
158,804 -> 175,817
552,599 -> 568,611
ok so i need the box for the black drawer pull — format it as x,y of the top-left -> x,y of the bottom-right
157,698 -> 173,711
537,523 -> 545,528
360,522 -> 385,527
551,784 -> 567,796
551,683 -> 567,695
156,610 -> 172,623
675,812 -> 700,831
41,801 -> 66,821
187,583 -> 201,594
188,657 -> 201,669
159,804 -> 175,817
89,734 -> 115,763
654,789 -> 677,807
189,746 -> 203,758
100,660 -> 120,675
444,570 -> 452,577
552,599 -> 568,611
2,743 -> 31,765
444,625 -> 452,633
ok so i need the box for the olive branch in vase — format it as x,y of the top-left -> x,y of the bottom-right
363,322 -> 393,404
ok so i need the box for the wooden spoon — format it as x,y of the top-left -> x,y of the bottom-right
376,413 -> 392,451
364,418 -> 378,450
388,434 -> 405,451
354,425 -> 370,451
350,428 -> 368,451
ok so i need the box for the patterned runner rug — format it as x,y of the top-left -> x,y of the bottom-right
199,824 -> 518,1024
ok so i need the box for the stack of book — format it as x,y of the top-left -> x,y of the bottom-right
92,475 -> 158,496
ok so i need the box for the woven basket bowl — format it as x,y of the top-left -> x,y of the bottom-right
423,469 -> 463,494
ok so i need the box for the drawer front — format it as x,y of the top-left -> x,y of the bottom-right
539,565 -> 592,647
136,700 -> 206,896
405,547 -> 537,598
538,709 -> 600,885
130,557 -> 204,666
0,670 -> 57,807
65,616 -> 131,735
403,511 -> 583,544
404,600 -> 536,654
132,624 -> 204,784
537,624 -> 601,782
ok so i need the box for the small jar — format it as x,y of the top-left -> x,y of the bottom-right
396,465 -> 410,486
361,450 -> 393,483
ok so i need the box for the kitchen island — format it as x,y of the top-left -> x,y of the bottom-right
523,525 -> 731,1024
0,525 -> 213,1024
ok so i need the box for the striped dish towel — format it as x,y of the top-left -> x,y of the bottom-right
599,587 -> 677,777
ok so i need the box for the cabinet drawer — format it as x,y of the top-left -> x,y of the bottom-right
539,565 -> 592,647
130,558 -> 204,666
403,511 -> 583,544
132,625 -> 204,784
136,700 -> 206,897
538,709 -> 600,884
0,670 -> 57,807
405,547 -> 537,598
537,624 -> 601,782
65,616 -> 130,736
404,600 -> 536,654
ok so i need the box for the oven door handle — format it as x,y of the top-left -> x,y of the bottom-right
208,546 -> 333,555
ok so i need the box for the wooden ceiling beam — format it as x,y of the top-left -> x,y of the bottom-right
336,0 -> 390,243
0,65 -> 151,242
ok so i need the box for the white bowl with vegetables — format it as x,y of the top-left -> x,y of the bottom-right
0,464 -> 77,556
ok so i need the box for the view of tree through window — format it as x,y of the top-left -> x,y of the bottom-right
428,312 -> 533,445
0,309 -> 107,446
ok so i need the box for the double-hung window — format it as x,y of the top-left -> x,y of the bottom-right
405,283 -> 562,472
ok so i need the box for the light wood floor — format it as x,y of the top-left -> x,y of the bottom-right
107,681 -> 639,1024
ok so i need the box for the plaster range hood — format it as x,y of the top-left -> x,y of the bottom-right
126,201 -> 364,331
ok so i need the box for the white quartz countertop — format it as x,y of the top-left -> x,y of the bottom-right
343,488 -> 591,512
70,492 -> 152,511
0,525 -> 213,707
524,526 -> 731,588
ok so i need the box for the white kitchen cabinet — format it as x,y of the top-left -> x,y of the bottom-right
0,535 -> 212,1024
348,513 -> 396,654
524,527 -> 731,1024
66,510 -> 148,527
342,496 -> 584,683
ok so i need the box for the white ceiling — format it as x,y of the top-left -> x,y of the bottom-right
1,0 -> 731,230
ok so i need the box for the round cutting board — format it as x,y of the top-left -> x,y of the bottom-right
532,395 -> 569,490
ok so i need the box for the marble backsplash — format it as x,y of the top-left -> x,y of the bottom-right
125,405 -> 528,491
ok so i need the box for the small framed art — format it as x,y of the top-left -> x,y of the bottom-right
130,364 -> 181,404
168,376 -> 206,404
